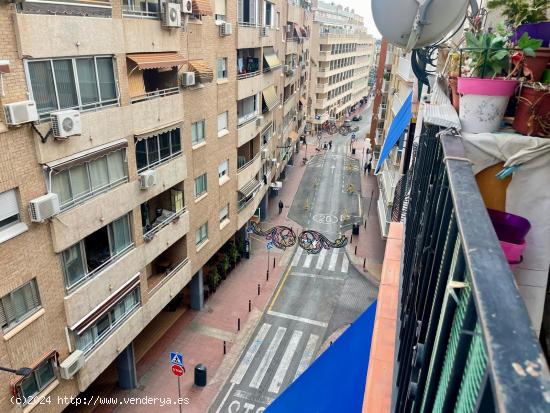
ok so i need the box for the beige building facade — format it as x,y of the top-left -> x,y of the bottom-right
0,0 -> 310,411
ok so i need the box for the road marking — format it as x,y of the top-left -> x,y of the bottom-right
267,310 -> 328,327
268,330 -> 303,394
231,323 -> 271,385
291,248 -> 303,267
249,326 -> 287,389
294,334 -> 320,380
215,382 -> 235,413
341,254 -> 349,273
303,253 -> 313,268
291,272 -> 344,281
315,249 -> 327,269
328,249 -> 339,271
268,263 -> 293,311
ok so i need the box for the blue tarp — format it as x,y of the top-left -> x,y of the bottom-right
266,301 -> 377,413
374,92 -> 413,174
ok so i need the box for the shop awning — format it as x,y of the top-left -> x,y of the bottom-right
46,139 -> 128,172
127,52 -> 186,70
192,0 -> 213,15
375,91 -> 412,174
188,59 -> 214,83
263,47 -> 281,69
266,301 -> 377,413
238,179 -> 261,197
262,85 -> 279,112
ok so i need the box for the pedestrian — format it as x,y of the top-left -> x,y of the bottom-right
367,161 -> 372,176
329,140 -> 332,150
323,142 -> 327,150
363,162 -> 368,175
278,200 -> 284,214
366,147 -> 370,155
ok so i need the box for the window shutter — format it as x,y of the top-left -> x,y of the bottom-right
0,302 -> 7,328
23,280 -> 40,310
0,190 -> 19,222
215,0 -> 226,16
238,0 -> 243,21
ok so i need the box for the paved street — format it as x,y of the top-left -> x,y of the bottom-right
210,108 -> 378,412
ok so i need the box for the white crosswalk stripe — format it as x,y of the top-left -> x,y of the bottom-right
341,254 -> 349,273
231,323 -> 271,385
249,326 -> 287,389
268,330 -> 303,394
303,253 -> 313,268
328,249 -> 339,271
315,249 -> 327,269
291,248 -> 303,267
294,334 -> 319,380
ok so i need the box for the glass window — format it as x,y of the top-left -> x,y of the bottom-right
218,160 -> 228,179
171,129 -> 181,154
89,157 -> 109,192
76,58 -> 100,106
16,356 -> 56,403
194,173 -> 207,197
109,215 -> 131,256
195,222 -> 208,245
135,139 -> 148,171
96,57 -> 117,101
191,120 -> 205,145
28,61 -> 57,114
107,151 -> 126,184
217,111 -> 228,133
53,59 -> 78,109
135,128 -> 181,172
216,58 -> 227,79
0,279 -> 41,332
62,244 -> 86,288
147,137 -> 160,166
219,204 -> 229,223
159,132 -> 171,159
0,189 -> 20,230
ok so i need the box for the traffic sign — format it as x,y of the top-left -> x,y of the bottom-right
171,364 -> 185,377
170,352 -> 183,366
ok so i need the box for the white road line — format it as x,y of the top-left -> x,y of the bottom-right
303,253 -> 313,268
315,249 -> 327,269
294,334 -> 320,380
328,249 -> 339,271
341,254 -> 349,273
291,248 -> 303,267
267,310 -> 328,328
215,382 -> 235,413
268,330 -> 303,394
231,323 -> 272,385
249,326 -> 287,389
291,272 -> 344,281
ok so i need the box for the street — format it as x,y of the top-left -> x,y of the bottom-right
210,108 -> 378,413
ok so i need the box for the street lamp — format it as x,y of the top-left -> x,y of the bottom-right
0,366 -> 32,376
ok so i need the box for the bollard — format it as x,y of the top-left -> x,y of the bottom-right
237,318 -> 240,331
363,258 -> 366,269
248,299 -> 251,312
350,234 -> 353,243
364,220 -> 367,229
257,284 -> 260,295
273,258 -> 276,268
355,245 -> 357,255
223,341 -> 226,355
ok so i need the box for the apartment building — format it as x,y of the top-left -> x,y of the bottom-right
307,0 -> 375,129
0,0 -> 310,411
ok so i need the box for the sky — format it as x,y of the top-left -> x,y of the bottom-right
335,0 -> 381,38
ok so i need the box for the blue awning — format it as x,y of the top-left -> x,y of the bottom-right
375,92 -> 413,174
266,301 -> 377,413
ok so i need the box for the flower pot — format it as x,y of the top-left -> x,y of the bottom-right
513,83 -> 550,137
487,209 -> 531,244
514,22 -> 550,48
457,77 -> 519,133
524,48 -> 550,82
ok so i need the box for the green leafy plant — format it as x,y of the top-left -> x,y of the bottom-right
229,242 -> 239,266
487,0 -> 547,27
464,31 -> 509,78
220,254 -> 230,277
208,267 -> 221,290
517,31 -> 543,56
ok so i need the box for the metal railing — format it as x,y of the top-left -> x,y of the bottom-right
237,70 -> 261,80
149,257 -> 189,296
394,125 -> 550,413
143,207 -> 187,241
237,152 -> 261,173
130,87 -> 180,104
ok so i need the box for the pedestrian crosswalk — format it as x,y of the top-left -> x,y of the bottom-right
291,248 -> 349,273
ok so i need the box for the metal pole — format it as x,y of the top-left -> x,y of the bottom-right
178,376 -> 183,413
249,299 -> 251,312
266,249 -> 270,281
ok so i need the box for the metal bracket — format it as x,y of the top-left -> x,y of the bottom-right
447,280 -> 468,304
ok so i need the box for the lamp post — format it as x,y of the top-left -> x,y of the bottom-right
0,366 -> 32,376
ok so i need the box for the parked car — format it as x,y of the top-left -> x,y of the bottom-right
352,115 -> 362,121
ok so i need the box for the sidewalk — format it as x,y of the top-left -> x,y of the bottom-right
94,148 -> 309,413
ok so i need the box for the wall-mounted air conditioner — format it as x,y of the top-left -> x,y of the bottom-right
3,100 -> 39,125
139,170 -> 157,189
181,0 -> 192,13
261,26 -> 269,37
219,22 -> 232,36
29,193 -> 60,222
51,109 -> 81,139
59,350 -> 85,380
162,2 -> 181,28
181,72 -> 195,87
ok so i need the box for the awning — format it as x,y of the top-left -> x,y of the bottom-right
294,23 -> 303,39
300,26 -> 308,38
262,85 -> 279,112
263,47 -> 281,69
46,139 -> 128,172
136,122 -> 182,141
9,350 -> 59,395
375,91 -> 412,174
0,60 -> 10,74
238,179 -> 261,198
192,0 -> 213,15
188,59 -> 214,83
299,97 -> 307,107
127,52 -> 186,70
266,301 -> 377,413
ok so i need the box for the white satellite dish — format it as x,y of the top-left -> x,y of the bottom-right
372,0 -> 477,52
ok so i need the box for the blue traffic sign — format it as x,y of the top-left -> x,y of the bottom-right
170,352 -> 184,366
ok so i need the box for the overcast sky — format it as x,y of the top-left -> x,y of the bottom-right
336,0 -> 381,38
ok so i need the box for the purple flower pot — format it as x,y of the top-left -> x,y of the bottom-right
513,22 -> 550,47
487,209 -> 531,245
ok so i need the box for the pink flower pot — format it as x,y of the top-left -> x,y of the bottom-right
500,239 -> 526,266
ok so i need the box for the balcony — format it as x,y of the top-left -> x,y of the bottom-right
122,17 -> 181,53
237,20 -> 261,49
237,153 -> 262,189
237,180 -> 264,228
237,52 -> 262,100
145,238 -> 188,295
140,185 -> 185,242
396,56 -> 415,83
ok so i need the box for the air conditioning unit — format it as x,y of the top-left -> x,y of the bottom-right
59,350 -> 85,380
29,193 -> 60,222
261,148 -> 267,159
180,0 -> 192,13
261,26 -> 269,37
139,169 -> 157,189
162,2 -> 181,28
181,71 -> 195,87
219,22 -> 232,36
51,110 -> 81,138
3,100 -> 39,125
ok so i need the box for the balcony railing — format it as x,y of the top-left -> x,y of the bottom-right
148,257 -> 189,295
238,21 -> 260,27
130,86 -> 180,104
237,152 -> 260,172
394,125 -> 550,412
237,70 -> 261,80
143,206 -> 187,242
237,111 -> 258,127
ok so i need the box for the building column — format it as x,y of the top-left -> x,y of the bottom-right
259,192 -> 269,221
189,269 -> 204,310
116,343 -> 137,389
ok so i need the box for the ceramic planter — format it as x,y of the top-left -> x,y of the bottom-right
513,83 -> 550,137
457,77 -> 519,133
514,22 -> 550,48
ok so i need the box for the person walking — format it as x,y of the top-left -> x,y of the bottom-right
367,161 -> 372,176
363,162 -> 368,175
329,140 -> 332,150
278,200 -> 284,214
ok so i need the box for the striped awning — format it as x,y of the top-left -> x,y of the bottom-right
294,23 -> 303,39
46,139 -> 128,172
136,122 -> 182,141
127,52 -> 186,70
192,0 -> 213,15
188,59 -> 214,83
238,179 -> 261,197
262,85 -> 279,112
263,47 -> 281,69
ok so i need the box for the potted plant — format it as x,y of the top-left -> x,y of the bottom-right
458,31 -> 520,133
208,267 -> 221,293
220,253 -> 230,279
229,241 -> 240,268
511,32 -> 548,82
512,82 -> 550,137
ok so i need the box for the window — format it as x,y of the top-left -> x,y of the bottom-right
217,58 -> 228,79
123,0 -> 160,17
0,189 -> 20,231
52,149 -> 128,211
195,222 -> 208,245
135,129 -> 181,172
15,355 -> 56,404
76,288 -> 140,353
218,160 -> 229,181
0,279 -> 41,332
194,173 -> 207,197
264,1 -> 273,26
276,11 -> 280,29
219,204 -> 229,223
61,214 -> 133,289
27,56 -> 118,118
191,120 -> 205,145
214,0 -> 226,21
217,111 -> 228,134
